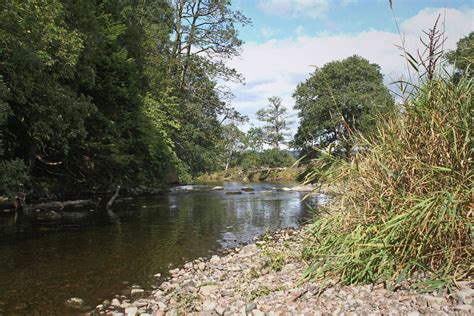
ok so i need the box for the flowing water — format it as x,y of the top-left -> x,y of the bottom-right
0,182 -> 325,315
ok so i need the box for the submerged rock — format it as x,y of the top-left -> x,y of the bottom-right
130,288 -> 144,297
290,184 -> 315,192
241,187 -> 255,192
64,297 -> 85,309
225,191 -> 242,195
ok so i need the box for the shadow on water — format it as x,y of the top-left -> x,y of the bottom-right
0,182 -> 324,315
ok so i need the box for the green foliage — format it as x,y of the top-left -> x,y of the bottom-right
446,32 -> 473,80
0,159 -> 28,197
256,96 -> 292,149
249,286 -> 272,300
303,72 -> 473,290
293,55 -> 394,155
246,127 -> 266,152
262,248 -> 286,271
232,149 -> 296,171
258,149 -> 296,168
0,0 -> 247,193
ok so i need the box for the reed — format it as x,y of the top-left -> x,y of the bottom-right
302,29 -> 473,291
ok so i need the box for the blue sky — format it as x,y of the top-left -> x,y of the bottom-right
235,0 -> 473,43
223,0 -> 474,136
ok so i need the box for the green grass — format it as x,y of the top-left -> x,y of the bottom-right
302,72 -> 473,292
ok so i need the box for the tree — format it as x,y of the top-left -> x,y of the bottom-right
170,0 -> 250,89
167,0 -> 250,177
293,55 -> 394,155
246,127 -> 265,152
256,96 -> 292,149
446,32 -> 473,81
220,123 -> 246,172
0,0 -> 94,178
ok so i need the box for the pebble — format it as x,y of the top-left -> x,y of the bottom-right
210,255 -> 220,264
130,289 -> 144,296
455,288 -> 474,305
93,228 -> 467,315
202,300 -> 217,311
124,306 -> 138,316
246,302 -> 257,312
64,297 -> 84,309
111,298 -> 121,306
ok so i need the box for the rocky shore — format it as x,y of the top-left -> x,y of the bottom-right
91,228 -> 473,316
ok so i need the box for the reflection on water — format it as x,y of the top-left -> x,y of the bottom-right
0,182 -> 323,315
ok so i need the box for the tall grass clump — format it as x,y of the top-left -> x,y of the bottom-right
303,28 -> 473,291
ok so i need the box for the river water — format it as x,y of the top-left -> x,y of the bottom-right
0,182 -> 324,315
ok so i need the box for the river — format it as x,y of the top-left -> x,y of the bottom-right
0,182 -> 325,315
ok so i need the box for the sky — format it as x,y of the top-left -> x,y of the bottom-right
224,0 -> 474,135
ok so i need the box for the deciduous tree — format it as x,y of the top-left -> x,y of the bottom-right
293,55 -> 394,155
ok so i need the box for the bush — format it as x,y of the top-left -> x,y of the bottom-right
232,149 -> 296,171
303,74 -> 473,291
0,159 -> 28,197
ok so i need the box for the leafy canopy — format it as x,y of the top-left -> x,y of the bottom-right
293,55 -> 394,154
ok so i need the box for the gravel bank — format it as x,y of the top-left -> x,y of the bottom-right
92,228 -> 473,315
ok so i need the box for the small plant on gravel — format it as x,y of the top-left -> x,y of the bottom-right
250,286 -> 272,300
249,267 -> 260,278
302,19 -> 473,292
262,249 -> 287,271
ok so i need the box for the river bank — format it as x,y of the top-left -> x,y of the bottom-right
89,227 -> 473,315
197,167 -> 303,183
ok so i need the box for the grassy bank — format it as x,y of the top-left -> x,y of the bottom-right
302,69 -> 473,290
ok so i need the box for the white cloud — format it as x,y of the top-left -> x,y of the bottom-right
260,26 -> 280,38
341,0 -> 359,7
294,25 -> 305,36
400,8 -> 474,48
258,0 -> 329,18
229,7 -> 474,136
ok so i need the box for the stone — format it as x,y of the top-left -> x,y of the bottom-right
454,304 -> 473,312
131,288 -> 145,296
111,298 -> 121,307
64,297 -> 85,309
212,186 -> 224,190
125,306 -> 138,316
407,312 -> 420,316
246,303 -> 257,313
225,191 -> 242,195
170,268 -> 180,275
202,300 -> 217,311
198,262 -> 206,271
200,285 -> 218,296
159,282 -> 171,291
133,299 -> 148,307
241,187 -> 255,192
455,288 -> 474,305
210,255 -> 221,264
251,309 -> 265,316
215,305 -> 226,315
